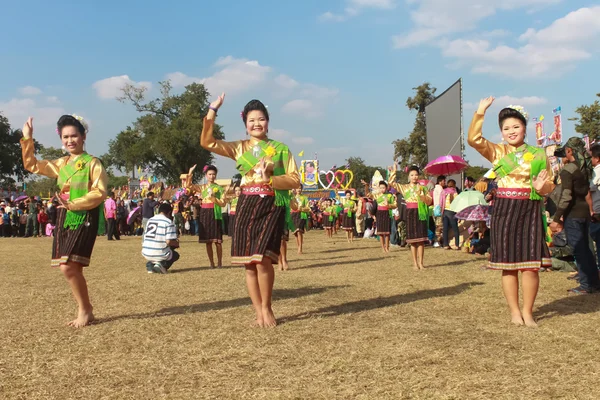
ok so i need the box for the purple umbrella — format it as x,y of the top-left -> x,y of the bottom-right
455,204 -> 489,222
14,195 -> 28,202
424,155 -> 469,176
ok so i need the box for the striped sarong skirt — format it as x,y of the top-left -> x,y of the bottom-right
198,205 -> 223,244
406,204 -> 428,244
375,209 -> 391,235
51,207 -> 99,267
291,211 -> 306,234
489,191 -> 550,271
323,213 -> 333,229
342,212 -> 355,231
231,193 -> 285,265
228,212 -> 236,237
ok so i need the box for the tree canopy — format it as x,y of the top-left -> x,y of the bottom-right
569,93 -> 600,141
0,113 -> 42,189
393,83 -> 437,171
105,81 -> 225,184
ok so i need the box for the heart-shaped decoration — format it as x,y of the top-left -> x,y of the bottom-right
318,170 -> 335,189
333,171 -> 346,189
335,169 -> 354,189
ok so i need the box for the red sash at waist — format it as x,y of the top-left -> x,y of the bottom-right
201,203 -> 215,209
406,202 -> 418,209
377,206 -> 389,211
242,184 -> 274,196
496,188 -> 531,200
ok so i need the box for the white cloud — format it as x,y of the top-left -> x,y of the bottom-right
166,57 -> 271,96
392,0 -> 563,48
269,128 -> 315,145
166,57 -> 338,119
0,97 -> 66,143
18,86 -> 42,96
46,96 -> 60,105
464,95 -> 548,110
282,99 -> 323,118
441,6 -> 600,78
92,75 -> 152,100
319,0 -> 395,22
274,74 -> 299,90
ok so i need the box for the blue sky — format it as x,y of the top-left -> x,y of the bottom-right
1,0 -> 599,180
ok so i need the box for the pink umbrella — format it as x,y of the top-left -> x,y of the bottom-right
424,155 -> 469,176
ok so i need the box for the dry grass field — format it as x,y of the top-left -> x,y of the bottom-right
2,231 -> 600,399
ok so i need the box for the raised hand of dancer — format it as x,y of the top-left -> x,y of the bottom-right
255,158 -> 269,184
533,170 -> 549,193
209,93 -> 225,111
22,117 -> 34,139
477,97 -> 494,115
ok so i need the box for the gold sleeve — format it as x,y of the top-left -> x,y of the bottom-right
21,138 -> 66,178
200,117 -> 240,161
68,158 -> 108,211
290,195 -> 298,211
271,150 -> 301,190
421,187 -> 433,206
467,112 -> 504,163
389,195 -> 397,210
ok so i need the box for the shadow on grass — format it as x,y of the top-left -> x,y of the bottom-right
97,285 -> 349,324
279,282 -> 484,324
535,293 -> 600,321
293,257 -> 386,270
170,265 -> 238,273
425,260 -> 474,268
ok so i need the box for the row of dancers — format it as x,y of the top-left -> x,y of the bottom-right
19,94 -> 555,328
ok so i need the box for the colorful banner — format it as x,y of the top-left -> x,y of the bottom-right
534,116 -> 546,147
548,107 -> 562,145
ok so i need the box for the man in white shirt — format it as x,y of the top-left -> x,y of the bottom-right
432,175 -> 446,248
142,202 -> 180,274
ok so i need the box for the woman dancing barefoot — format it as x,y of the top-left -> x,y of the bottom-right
362,179 -> 397,253
194,165 -> 226,268
291,187 -> 310,254
388,166 -> 432,268
468,97 -> 554,328
201,94 -> 300,327
21,115 -> 107,328
341,190 -> 357,243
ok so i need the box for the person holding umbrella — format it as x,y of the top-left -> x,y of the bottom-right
468,97 -> 554,328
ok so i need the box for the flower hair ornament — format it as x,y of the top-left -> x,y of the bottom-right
203,165 -> 209,173
56,114 -> 89,136
506,105 -> 529,122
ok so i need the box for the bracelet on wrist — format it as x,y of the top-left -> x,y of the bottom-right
209,106 -> 218,114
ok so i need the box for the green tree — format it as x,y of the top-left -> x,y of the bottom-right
464,165 -> 488,181
393,83 -> 437,171
569,93 -> 600,141
24,177 -> 57,198
39,146 -> 67,160
346,157 -> 383,190
0,113 -> 42,188
108,81 -> 225,184
107,172 -> 129,192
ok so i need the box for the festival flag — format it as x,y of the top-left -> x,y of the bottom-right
298,151 -> 304,157
584,135 -> 590,151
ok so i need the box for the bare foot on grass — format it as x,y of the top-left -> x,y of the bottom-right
511,313 -> 524,326
67,310 -> 95,328
523,315 -> 538,328
262,306 -> 277,328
